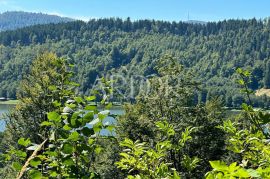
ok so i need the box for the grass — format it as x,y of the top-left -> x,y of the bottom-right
0,100 -> 19,105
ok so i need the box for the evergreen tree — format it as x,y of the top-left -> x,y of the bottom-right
264,60 -> 270,88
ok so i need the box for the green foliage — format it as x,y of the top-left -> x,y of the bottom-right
264,60 -> 270,88
116,121 -> 198,178
117,56 -> 226,178
1,18 -> 270,107
3,53 -> 77,146
206,161 -> 252,178
1,70 -> 117,179
3,51 -> 270,178
0,53 -> 120,178
206,69 -> 270,178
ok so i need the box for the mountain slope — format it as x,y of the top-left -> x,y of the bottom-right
0,18 -> 269,107
0,11 -> 74,31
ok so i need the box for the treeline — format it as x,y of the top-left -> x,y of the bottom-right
1,18 -> 270,107
0,18 -> 268,46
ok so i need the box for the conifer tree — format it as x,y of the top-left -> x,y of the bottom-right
264,60 -> 270,88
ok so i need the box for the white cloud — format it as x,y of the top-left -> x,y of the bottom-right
46,11 -> 66,17
46,11 -> 95,22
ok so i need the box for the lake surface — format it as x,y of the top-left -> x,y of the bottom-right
0,104 -> 124,132
0,104 -> 245,133
0,104 -> 13,131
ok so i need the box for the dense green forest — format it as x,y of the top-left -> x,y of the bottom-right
0,11 -> 73,31
1,53 -> 270,178
1,18 -> 270,107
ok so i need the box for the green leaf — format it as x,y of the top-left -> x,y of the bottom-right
235,168 -> 250,177
12,162 -> 22,171
238,79 -> 245,85
47,112 -> 61,122
30,158 -> 41,167
45,151 -> 58,157
53,100 -> 61,107
236,68 -> 243,74
95,146 -> 103,154
98,112 -> 108,120
209,161 -> 228,171
49,171 -> 58,177
63,124 -> 72,131
29,169 -> 42,179
247,169 -> 260,178
15,150 -> 27,158
70,112 -> 81,127
85,96 -> 96,101
18,138 -> 31,147
106,125 -> 115,132
167,128 -> 175,136
85,105 -> 97,111
68,131 -> 80,141
81,127 -> 94,136
48,85 -> 57,91
41,121 -> 53,127
93,122 -> 103,133
63,158 -> 75,166
69,81 -> 80,87
156,121 -> 166,130
83,112 -> 94,123
119,138 -> 134,148
62,143 -> 73,154
98,114 -> 106,120
105,102 -> 113,109
88,138 -> 95,145
75,97 -> 84,104
173,171 -> 181,179
243,70 -> 251,77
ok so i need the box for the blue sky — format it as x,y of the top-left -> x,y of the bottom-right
0,0 -> 270,22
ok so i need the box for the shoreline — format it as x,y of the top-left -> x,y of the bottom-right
0,100 -> 19,105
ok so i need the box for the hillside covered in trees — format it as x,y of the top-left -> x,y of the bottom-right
0,11 -> 74,31
1,18 -> 270,107
1,53 -> 270,178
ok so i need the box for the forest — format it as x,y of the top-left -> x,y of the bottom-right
1,18 -> 270,107
0,52 -> 270,178
1,15 -> 270,178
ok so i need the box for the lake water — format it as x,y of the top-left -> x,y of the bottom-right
0,104 -> 245,133
0,104 -> 13,131
0,104 -> 124,132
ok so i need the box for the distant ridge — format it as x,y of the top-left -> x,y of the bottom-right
186,20 -> 207,25
0,11 -> 74,31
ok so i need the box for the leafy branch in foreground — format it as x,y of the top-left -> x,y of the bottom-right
117,55 -> 226,178
1,53 -> 117,178
206,68 -> 270,178
236,68 -> 270,138
116,121 -> 199,178
5,84 -> 116,178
